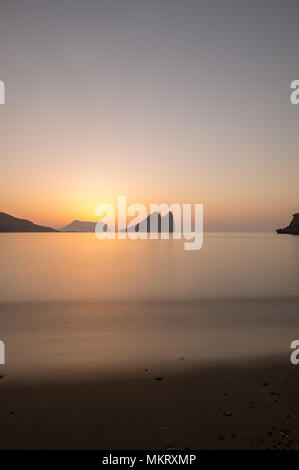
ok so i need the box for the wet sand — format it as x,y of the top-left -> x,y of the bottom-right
0,358 -> 299,449
1,298 -> 299,449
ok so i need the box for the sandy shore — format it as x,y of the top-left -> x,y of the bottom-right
1,357 -> 299,449
1,298 -> 299,449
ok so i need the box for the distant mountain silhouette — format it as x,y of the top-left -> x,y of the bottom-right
276,213 -> 299,235
0,212 -> 57,232
61,219 -> 109,232
126,211 -> 174,233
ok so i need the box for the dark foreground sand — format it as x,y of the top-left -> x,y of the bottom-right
1,357 -> 299,450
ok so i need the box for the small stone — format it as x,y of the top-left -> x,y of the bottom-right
223,411 -> 232,417
282,428 -> 290,433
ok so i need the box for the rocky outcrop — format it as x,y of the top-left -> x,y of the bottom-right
61,220 -> 108,232
0,212 -> 57,232
127,211 -> 174,233
276,213 -> 299,235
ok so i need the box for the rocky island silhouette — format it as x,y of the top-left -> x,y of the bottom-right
61,220 -> 109,232
0,212 -> 57,232
276,213 -> 299,235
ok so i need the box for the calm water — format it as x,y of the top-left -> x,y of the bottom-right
0,232 -> 298,301
0,232 -> 298,380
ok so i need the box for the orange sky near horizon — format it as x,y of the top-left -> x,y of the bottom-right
1,1 -> 298,231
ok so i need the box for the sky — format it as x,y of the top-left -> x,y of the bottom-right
0,0 -> 298,230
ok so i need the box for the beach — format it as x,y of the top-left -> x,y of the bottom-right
1,353 -> 299,450
1,0 -> 299,457
1,298 -> 299,449
0,234 -> 298,449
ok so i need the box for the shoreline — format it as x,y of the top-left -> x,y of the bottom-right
1,297 -> 299,449
1,356 -> 299,449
